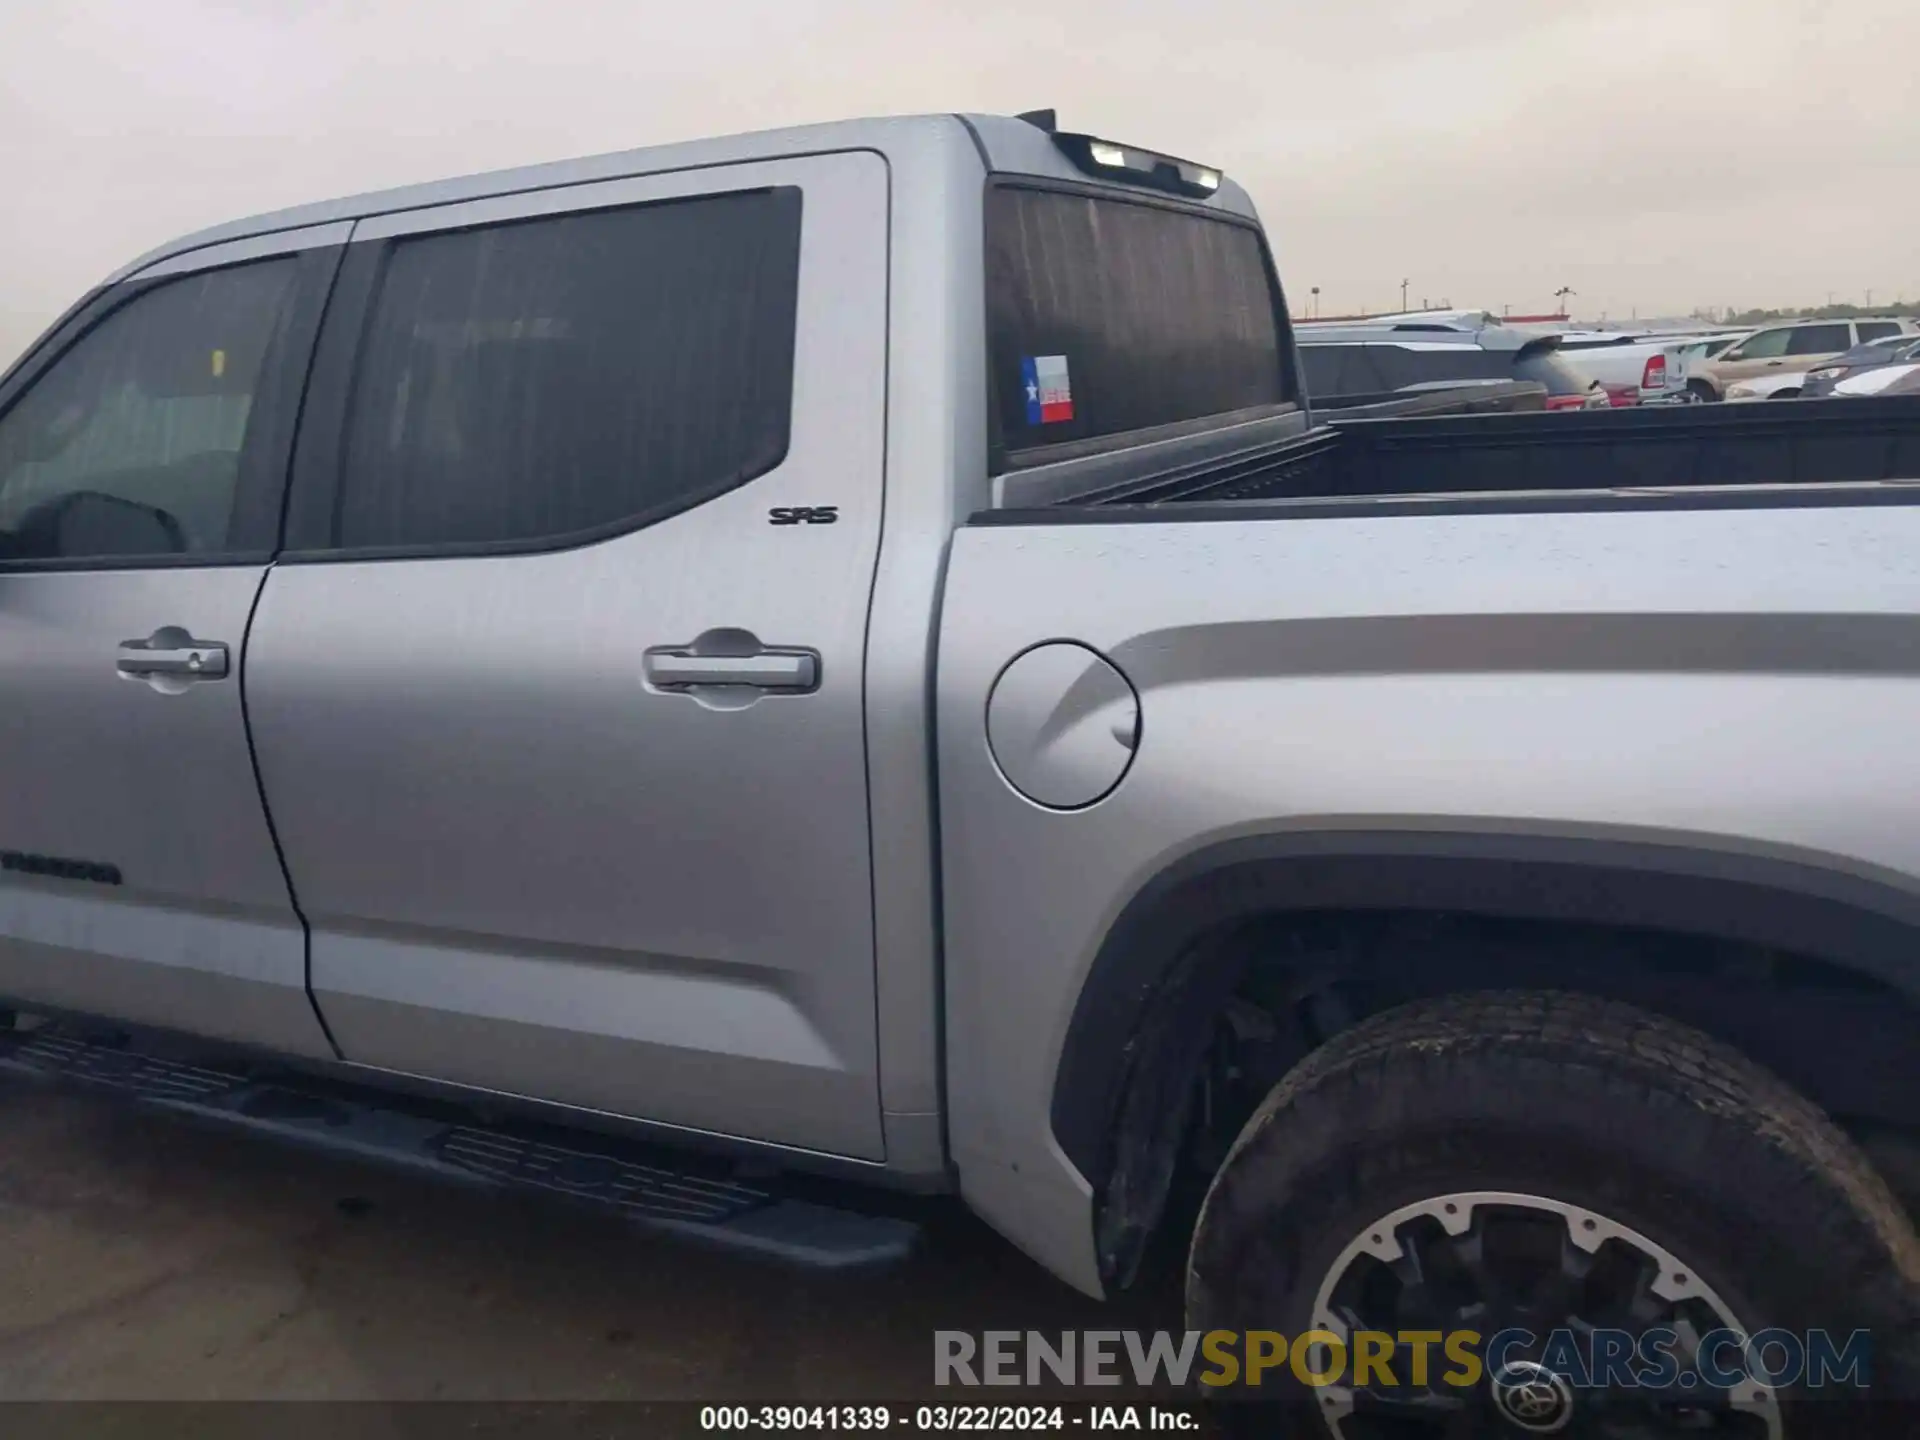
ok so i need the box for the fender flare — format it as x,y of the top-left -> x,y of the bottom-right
1050,828 -> 1920,1189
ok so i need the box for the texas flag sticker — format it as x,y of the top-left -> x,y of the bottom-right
1022,354 -> 1074,425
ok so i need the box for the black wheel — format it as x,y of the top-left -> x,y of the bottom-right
1687,380 -> 1719,404
1186,991 -> 1920,1437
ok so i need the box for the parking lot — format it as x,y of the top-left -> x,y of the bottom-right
0,1086 -> 1172,1407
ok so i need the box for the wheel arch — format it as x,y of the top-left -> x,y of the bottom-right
1051,827 -> 1920,1286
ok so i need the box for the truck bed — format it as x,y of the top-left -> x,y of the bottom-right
993,396 -> 1920,514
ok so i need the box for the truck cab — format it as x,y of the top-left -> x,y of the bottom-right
0,111 -> 1305,1182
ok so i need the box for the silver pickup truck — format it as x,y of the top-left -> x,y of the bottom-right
3,110 -> 1919,1430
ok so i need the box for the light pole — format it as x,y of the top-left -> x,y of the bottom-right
1310,285 -> 1320,318
1400,278 -> 1409,311
1555,285 -> 1576,318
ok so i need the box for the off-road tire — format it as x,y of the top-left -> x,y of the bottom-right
1186,990 -> 1920,1435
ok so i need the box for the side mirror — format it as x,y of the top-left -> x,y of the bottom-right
13,490 -> 186,559
8,400 -> 90,465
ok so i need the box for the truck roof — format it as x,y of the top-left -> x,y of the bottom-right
105,112 -> 1260,287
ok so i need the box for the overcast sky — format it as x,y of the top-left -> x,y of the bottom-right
3,0 -> 1916,362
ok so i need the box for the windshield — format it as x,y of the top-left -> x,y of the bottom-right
1835,336 -> 1913,365
985,184 -> 1294,467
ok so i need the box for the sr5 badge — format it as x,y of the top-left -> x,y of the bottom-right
768,505 -> 839,526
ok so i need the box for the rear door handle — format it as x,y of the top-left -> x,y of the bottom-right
643,646 -> 819,691
117,630 -> 229,681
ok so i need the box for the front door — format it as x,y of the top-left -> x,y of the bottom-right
1713,325 -> 1795,383
0,232 -> 343,1056
245,154 -> 891,1157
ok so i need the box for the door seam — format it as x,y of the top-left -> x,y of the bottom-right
238,561 -> 342,1059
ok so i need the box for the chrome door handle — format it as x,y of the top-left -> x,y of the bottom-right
117,632 -> 229,680
643,647 -> 819,691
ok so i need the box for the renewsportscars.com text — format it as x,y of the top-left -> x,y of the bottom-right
934,1328 -> 1871,1390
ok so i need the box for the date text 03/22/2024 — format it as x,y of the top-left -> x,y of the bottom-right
699,1405 -> 1197,1431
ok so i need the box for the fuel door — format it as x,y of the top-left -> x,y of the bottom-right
985,642 -> 1140,810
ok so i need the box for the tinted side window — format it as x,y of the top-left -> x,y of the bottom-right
0,261 -> 297,562
1296,344 -> 1406,399
1396,344 -> 1507,388
986,186 -> 1290,462
335,188 -> 802,552
1346,346 -> 1396,393
1855,321 -> 1902,342
1786,324 -> 1850,355
1296,346 -> 1353,397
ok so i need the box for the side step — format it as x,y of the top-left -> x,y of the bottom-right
0,1026 -> 918,1269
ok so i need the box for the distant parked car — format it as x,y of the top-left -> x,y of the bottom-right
1802,335 -> 1920,398
1725,370 -> 1817,402
1831,358 -> 1920,397
1293,311 -> 1608,410
1699,318 -> 1920,400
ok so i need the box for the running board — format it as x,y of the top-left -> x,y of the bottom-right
0,1026 -> 918,1269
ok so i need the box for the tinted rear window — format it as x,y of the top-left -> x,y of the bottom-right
986,186 -> 1290,466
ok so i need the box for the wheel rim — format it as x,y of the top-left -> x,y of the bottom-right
1306,1191 -> 1784,1438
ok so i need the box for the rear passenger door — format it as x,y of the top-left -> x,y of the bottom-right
1784,323 -> 1852,366
0,231 -> 343,1056
246,155 -> 891,1158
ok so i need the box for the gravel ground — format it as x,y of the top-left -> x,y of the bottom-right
0,1085 -> 1176,1411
